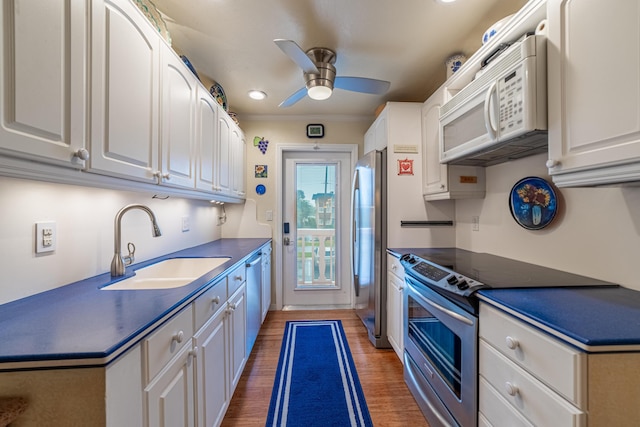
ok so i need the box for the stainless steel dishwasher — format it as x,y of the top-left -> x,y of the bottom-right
245,253 -> 262,356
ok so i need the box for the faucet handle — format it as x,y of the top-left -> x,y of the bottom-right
123,242 -> 136,266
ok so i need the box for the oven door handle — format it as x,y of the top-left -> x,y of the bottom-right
406,279 -> 474,326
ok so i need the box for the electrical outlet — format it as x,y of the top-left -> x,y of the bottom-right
181,216 -> 190,232
35,221 -> 57,253
472,216 -> 480,232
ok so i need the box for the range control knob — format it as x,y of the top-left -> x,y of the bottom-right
446,276 -> 458,286
456,280 -> 469,290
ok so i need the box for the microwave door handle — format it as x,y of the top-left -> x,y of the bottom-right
484,81 -> 498,140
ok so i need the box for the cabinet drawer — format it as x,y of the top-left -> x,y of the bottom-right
387,254 -> 405,280
227,263 -> 246,296
479,376 -> 533,427
194,277 -> 227,331
480,340 -> 586,427
144,305 -> 194,382
479,303 -> 586,406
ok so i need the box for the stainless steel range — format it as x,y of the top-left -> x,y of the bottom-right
399,248 -> 616,427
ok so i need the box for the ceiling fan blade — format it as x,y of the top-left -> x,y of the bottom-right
334,76 -> 390,94
279,86 -> 308,108
274,39 -> 319,75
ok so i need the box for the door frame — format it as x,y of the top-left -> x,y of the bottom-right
274,143 -> 358,310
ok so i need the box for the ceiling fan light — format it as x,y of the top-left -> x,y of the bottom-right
307,85 -> 333,100
248,90 -> 267,100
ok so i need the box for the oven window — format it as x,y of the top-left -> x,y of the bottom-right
407,294 -> 462,398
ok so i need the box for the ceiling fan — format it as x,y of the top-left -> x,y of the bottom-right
274,39 -> 391,107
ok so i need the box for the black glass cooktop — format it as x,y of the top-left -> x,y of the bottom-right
406,248 -> 616,289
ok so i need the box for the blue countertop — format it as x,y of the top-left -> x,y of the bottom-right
478,287 -> 640,352
0,238 -> 270,368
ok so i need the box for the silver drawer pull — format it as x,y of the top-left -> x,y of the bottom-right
505,336 -> 519,350
234,275 -> 243,281
505,382 -> 519,396
172,330 -> 184,344
189,346 -> 199,360
211,296 -> 221,306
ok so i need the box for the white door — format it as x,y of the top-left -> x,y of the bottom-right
282,151 -> 352,308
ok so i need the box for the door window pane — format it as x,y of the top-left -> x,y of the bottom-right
296,163 -> 337,288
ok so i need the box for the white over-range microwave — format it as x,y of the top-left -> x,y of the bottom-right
439,34 -> 547,166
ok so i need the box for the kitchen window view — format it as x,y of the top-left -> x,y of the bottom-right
295,163 -> 337,288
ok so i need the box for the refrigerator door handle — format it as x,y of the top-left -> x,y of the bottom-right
351,169 -> 360,297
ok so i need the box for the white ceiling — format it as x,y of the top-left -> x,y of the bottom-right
150,0 -> 527,119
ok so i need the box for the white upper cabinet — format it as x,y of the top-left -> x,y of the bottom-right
215,112 -> 233,196
547,0 -> 640,186
160,44 -> 197,189
0,0 -> 88,168
422,87 -> 485,201
364,110 -> 388,153
196,86 -> 218,192
231,127 -> 246,198
89,0 -> 160,183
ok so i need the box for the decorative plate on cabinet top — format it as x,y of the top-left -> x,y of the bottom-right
133,0 -> 171,45
180,55 -> 201,81
210,83 -> 228,111
509,177 -> 558,230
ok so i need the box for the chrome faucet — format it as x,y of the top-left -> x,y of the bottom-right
110,204 -> 162,277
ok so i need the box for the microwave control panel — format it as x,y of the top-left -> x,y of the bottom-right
498,63 -> 525,134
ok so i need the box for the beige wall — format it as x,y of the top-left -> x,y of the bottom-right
0,176 -> 221,305
456,153 -> 640,290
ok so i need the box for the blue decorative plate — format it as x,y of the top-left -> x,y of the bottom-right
210,83 -> 228,111
256,184 -> 266,195
509,177 -> 558,230
180,55 -> 200,81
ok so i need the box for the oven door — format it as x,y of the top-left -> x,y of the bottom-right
404,276 -> 478,427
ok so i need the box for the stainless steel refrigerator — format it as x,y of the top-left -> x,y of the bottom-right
351,148 -> 390,348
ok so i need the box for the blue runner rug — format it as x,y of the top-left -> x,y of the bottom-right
266,320 -> 374,427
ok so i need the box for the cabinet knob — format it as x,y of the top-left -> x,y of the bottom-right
189,346 -> 199,359
172,330 -> 185,344
234,275 -> 243,281
391,264 -> 397,270
211,296 -> 221,306
73,148 -> 90,161
546,159 -> 560,168
505,382 -> 519,396
505,336 -> 519,350
440,184 -> 445,190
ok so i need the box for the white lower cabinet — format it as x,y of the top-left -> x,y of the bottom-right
228,284 -> 247,391
261,244 -> 272,322
194,292 -> 230,427
145,341 -> 197,427
387,254 -> 404,362
479,302 -> 640,426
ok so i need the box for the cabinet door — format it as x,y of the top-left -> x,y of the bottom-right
387,271 -> 404,361
145,343 -> 196,427
422,88 -> 448,195
194,307 -> 229,427
228,284 -> 247,392
231,125 -> 246,198
0,0 -> 87,168
547,0 -> 640,178
196,86 -> 218,192
89,0 -> 160,182
261,247 -> 272,323
160,45 -> 197,189
215,111 -> 232,195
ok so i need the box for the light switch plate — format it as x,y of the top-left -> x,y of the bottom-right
182,216 -> 190,232
35,221 -> 56,253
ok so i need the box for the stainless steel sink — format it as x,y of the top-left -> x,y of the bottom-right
102,257 -> 231,290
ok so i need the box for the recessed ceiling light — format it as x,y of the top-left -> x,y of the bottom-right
435,0 -> 457,3
248,90 -> 267,100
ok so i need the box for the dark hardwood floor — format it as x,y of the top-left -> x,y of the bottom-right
221,309 -> 430,427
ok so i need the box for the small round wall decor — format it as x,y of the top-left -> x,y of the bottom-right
509,177 -> 557,230
255,184 -> 266,195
